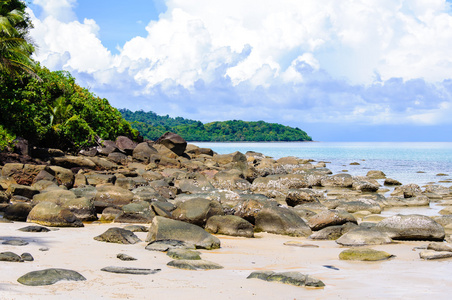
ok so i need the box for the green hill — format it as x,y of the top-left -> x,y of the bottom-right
120,109 -> 312,142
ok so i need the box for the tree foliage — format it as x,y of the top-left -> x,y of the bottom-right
0,64 -> 139,151
0,0 -> 36,78
120,109 -> 312,142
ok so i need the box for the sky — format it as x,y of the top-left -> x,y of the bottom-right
25,0 -> 452,141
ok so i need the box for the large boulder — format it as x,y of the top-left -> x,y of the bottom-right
94,186 -> 134,212
27,202 -> 83,227
4,203 -> 33,221
146,216 -> 220,250
375,214 -> 445,241
205,215 -> 254,238
155,132 -> 187,156
255,206 -> 312,237
47,166 -> 74,188
321,174 -> 353,188
50,156 -> 97,169
116,136 -> 137,155
172,198 -> 224,226
7,184 -> 39,199
307,209 -> 357,231
309,222 -> 358,240
133,142 -> 158,162
32,189 -> 77,205
390,184 -> 422,198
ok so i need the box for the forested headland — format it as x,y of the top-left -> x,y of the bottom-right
120,109 -> 312,142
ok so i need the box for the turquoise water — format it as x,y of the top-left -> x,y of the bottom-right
192,142 -> 452,187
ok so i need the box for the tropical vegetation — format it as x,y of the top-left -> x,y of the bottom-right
120,109 -> 312,142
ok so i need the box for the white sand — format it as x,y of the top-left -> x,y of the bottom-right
1,221 -> 452,300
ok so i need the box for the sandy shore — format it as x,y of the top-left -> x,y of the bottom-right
1,221 -> 452,299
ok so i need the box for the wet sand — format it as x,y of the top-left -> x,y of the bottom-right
1,221 -> 452,299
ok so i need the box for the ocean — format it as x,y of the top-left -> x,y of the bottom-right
192,142 -> 452,188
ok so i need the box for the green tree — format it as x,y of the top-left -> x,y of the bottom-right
0,0 -> 36,78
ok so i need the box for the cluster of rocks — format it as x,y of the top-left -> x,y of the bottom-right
2,132 -> 452,287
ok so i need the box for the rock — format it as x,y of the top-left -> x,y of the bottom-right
321,174 -> 353,188
85,173 -> 116,186
172,198 -> 224,226
205,215 -> 254,238
384,178 -> 402,186
117,253 -> 137,261
107,152 -> 129,165
4,203 -> 33,221
146,216 -> 220,250
100,207 -> 122,222
86,157 -> 119,170
419,250 -> 452,260
47,166 -> 74,188
167,259 -> 223,270
18,225 -> 50,232
283,241 -> 319,248
7,184 -> 39,199
339,248 -> 394,261
384,196 -> 429,207
115,136 -> 137,155
255,206 -> 312,237
285,189 -> 323,207
21,252 -> 34,261
50,155 -> 97,169
27,202 -> 83,227
123,225 -> 148,232
213,151 -> 247,165
335,200 -> 382,214
234,198 -> 272,224
132,142 -> 158,162
2,239 -> 29,246
155,132 -> 187,156
0,252 -> 24,262
375,214 -> 445,241
336,227 -> 393,246
366,170 -> 386,179
352,178 -> 380,192
247,271 -> 325,288
427,242 -> 452,252
307,209 -> 357,231
17,268 -> 86,286
62,197 -> 97,221
309,222 -> 358,240
94,227 -> 141,244
145,239 -> 196,252
391,184 -> 422,198
251,174 -> 310,198
32,189 -> 77,205
94,186 -> 134,212
167,248 -> 201,260
101,266 -> 161,275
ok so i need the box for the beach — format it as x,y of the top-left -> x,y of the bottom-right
1,220 -> 451,299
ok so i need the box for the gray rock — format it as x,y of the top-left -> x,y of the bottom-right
205,215 -> 254,238
375,214 -> 445,241
285,189 -> 323,207
366,170 -> 386,179
247,271 -> 325,288
155,132 -> 187,156
18,225 -> 50,232
335,200 -> 382,214
321,174 -> 353,188
4,203 -> 33,221
255,206 -> 312,237
146,216 -> 220,250
145,239 -> 196,252
309,222 -> 358,240
167,248 -> 201,260
172,198 -> 224,227
94,227 -> 141,244
27,202 -> 84,227
2,239 -> 29,246
21,253 -> 34,261
307,209 -> 357,231
116,136 -> 137,155
123,225 -> 148,232
47,166 -> 75,188
117,253 -> 137,261
427,242 -> 452,252
50,156 -> 96,169
133,142 -> 158,162
419,250 -> 452,260
336,227 -> 393,246
17,268 -> 86,286
101,266 -> 161,275
0,252 -> 23,262
94,186 -> 134,211
167,259 -> 223,270
390,184 -> 422,198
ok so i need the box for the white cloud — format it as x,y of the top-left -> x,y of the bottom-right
27,0 -> 452,134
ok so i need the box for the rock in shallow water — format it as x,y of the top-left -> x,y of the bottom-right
17,268 -> 86,286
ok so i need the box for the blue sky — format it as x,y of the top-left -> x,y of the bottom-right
26,0 -> 452,141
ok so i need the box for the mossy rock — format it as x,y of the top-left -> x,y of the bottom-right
17,268 -> 86,286
167,259 -> 223,270
167,249 -> 201,260
339,248 -> 395,261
